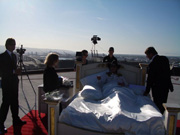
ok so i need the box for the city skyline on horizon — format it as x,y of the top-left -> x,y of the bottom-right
0,45 -> 180,58
0,0 -> 180,56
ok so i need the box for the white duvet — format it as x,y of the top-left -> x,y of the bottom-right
59,82 -> 165,135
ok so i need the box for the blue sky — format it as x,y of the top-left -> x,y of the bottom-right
0,0 -> 180,56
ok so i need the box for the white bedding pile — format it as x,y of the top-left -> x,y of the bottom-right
59,82 -> 165,135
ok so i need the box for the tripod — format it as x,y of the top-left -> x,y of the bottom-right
17,52 -> 37,118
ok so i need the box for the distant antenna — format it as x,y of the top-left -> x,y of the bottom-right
91,35 -> 101,57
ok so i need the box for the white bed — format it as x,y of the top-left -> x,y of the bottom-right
42,62 -> 180,135
59,86 -> 165,135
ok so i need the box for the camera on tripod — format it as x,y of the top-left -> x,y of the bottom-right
75,51 -> 82,61
91,35 -> 101,44
16,45 -> 26,56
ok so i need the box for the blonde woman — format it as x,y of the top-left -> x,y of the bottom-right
43,53 -> 61,93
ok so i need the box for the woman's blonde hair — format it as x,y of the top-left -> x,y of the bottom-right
44,53 -> 59,67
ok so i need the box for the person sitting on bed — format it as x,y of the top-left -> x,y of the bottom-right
97,61 -> 128,87
43,53 -> 62,93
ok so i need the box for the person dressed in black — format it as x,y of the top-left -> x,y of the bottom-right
103,47 -> 117,63
0,38 -> 26,134
43,53 -> 61,93
143,47 -> 174,114
81,50 -> 88,65
76,50 -> 88,65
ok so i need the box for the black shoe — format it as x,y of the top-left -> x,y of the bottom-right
13,120 -> 26,126
0,126 -> 7,134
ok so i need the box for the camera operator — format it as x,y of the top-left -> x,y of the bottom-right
74,50 -> 88,71
81,50 -> 88,65
103,47 -> 117,64
0,38 -> 26,134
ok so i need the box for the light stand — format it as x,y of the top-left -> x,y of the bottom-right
91,35 -> 101,57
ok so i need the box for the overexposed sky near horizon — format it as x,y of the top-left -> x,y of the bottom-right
0,0 -> 180,56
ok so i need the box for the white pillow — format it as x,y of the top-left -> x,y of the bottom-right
128,84 -> 145,95
80,70 -> 108,86
80,85 -> 102,100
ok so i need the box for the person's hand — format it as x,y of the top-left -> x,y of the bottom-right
170,88 -> 174,92
97,75 -> 101,80
15,68 -> 21,75
169,84 -> 174,92
143,91 -> 149,96
118,82 -> 125,86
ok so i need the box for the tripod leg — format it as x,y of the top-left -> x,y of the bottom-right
18,62 -> 32,116
22,63 -> 37,117
17,53 -> 38,119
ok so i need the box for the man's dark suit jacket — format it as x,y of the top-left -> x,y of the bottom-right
0,51 -> 18,85
146,55 -> 173,102
0,51 -> 19,124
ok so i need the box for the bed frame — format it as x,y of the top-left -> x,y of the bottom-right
75,62 -> 144,93
41,62 -> 180,135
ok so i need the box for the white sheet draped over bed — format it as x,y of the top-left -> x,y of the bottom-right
59,82 -> 165,135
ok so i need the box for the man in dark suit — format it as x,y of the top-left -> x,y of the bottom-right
143,47 -> 174,114
0,38 -> 26,134
103,47 -> 117,64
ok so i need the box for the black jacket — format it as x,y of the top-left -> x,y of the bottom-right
0,51 -> 18,91
43,66 -> 61,93
103,55 -> 117,63
0,51 -> 17,77
146,55 -> 173,97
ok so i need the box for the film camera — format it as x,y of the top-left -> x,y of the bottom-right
91,35 -> 101,44
16,45 -> 26,56
76,51 -> 82,61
